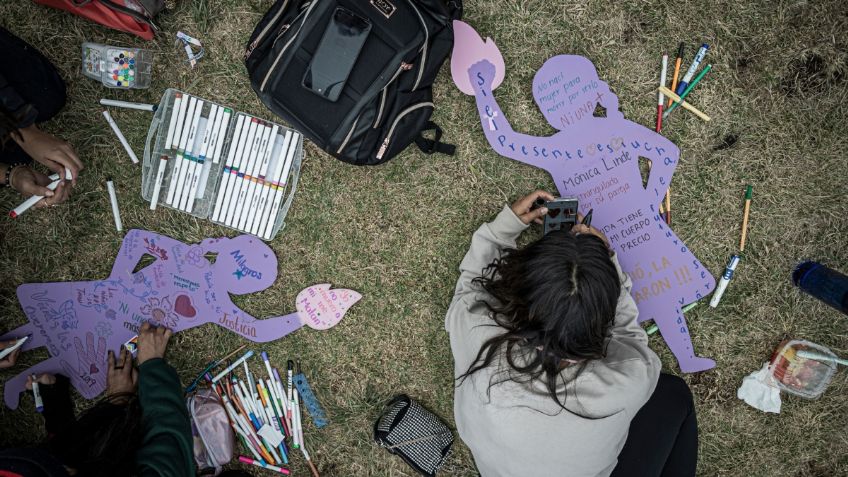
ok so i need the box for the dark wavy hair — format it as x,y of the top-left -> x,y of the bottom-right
458,229 -> 621,411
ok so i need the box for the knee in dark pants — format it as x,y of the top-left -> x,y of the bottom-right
657,373 -> 694,414
32,75 -> 67,123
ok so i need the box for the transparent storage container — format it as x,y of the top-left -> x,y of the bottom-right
768,339 -> 838,399
141,89 -> 303,241
82,42 -> 153,89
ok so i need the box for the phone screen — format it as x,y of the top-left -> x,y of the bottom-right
302,7 -> 372,102
543,198 -> 579,235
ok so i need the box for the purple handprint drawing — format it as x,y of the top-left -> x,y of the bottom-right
1,230 -> 362,409
451,21 -> 716,373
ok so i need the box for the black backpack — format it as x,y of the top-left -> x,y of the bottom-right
245,0 -> 462,166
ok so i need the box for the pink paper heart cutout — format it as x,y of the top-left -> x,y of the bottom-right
174,294 -> 197,318
90,363 -> 99,374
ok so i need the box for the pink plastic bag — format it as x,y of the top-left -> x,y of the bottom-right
188,388 -> 235,475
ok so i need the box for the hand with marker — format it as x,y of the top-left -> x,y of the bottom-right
106,346 -> 138,397
25,373 -> 56,389
7,164 -> 71,207
13,124 -> 83,184
0,339 -> 23,369
511,190 -> 556,225
573,212 -> 612,252
136,322 -> 172,365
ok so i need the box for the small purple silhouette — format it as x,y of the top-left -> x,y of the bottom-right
1,229 -> 361,408
451,22 -> 716,373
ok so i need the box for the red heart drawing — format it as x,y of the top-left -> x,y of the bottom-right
90,364 -> 99,374
174,294 -> 197,318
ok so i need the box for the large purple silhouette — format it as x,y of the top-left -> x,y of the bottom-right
452,22 -> 716,373
1,229 -> 361,408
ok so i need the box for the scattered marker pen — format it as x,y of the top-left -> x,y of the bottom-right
100,98 -> 157,112
31,374 -> 43,413
9,173 -> 61,218
238,456 -> 290,474
106,179 -> 122,232
710,254 -> 741,308
102,110 -> 139,164
675,43 -> 709,95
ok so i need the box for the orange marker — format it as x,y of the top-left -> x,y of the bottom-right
668,43 -> 684,108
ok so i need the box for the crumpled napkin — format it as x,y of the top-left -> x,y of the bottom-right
737,362 -> 782,413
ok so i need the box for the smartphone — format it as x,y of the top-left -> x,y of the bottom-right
302,7 -> 372,102
540,197 -> 579,235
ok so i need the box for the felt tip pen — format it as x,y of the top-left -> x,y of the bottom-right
238,456 -> 290,474
31,374 -> 43,413
675,43 -> 709,95
102,110 -> 139,164
657,53 -> 668,131
106,179 -> 123,232
0,336 -> 29,360
664,64 -> 713,118
582,209 -> 593,227
100,98 -> 157,112
709,254 -> 741,308
668,42 -> 685,107
9,173 -> 61,218
796,350 -> 848,366
211,350 -> 254,383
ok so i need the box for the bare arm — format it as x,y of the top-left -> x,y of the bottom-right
469,60 -> 553,170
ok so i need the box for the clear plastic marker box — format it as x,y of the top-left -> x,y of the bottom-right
82,42 -> 153,89
141,89 -> 304,240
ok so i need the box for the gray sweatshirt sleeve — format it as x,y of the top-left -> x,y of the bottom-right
454,205 -> 529,297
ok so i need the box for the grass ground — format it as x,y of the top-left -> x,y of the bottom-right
1,0 -> 847,475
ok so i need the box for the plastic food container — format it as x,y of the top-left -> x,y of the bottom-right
768,339 -> 837,399
82,42 -> 153,89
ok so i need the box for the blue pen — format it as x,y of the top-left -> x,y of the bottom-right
675,43 -> 709,95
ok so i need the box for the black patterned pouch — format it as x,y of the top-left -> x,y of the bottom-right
373,394 -> 454,477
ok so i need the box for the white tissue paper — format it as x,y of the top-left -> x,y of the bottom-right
737,363 -> 782,413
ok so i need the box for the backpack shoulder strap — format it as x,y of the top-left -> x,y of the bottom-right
415,121 -> 455,155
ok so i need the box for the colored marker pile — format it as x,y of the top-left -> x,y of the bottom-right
150,91 -> 301,240
208,350 -> 319,476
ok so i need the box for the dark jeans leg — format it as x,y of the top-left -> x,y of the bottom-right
610,373 -> 699,477
0,26 -> 67,165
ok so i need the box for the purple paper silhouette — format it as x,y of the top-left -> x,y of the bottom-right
1,229 -> 362,409
451,21 -> 716,373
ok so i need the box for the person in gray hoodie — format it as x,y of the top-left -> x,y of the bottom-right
446,190 -> 698,477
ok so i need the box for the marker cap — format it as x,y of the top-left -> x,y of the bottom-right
744,185 -> 753,200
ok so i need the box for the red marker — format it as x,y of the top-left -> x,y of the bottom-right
656,53 -> 668,132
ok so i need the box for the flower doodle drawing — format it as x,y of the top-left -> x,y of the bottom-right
451,21 -> 716,373
1,229 -> 361,408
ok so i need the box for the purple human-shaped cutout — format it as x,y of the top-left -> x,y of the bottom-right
451,21 -> 716,373
1,229 -> 361,409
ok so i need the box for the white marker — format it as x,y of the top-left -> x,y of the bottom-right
106,179 -> 122,232
102,110 -> 139,164
173,99 -> 204,207
254,131 -> 291,236
709,254 -> 740,308
166,96 -> 197,204
263,133 -> 299,239
796,350 -> 848,366
240,124 -> 273,232
99,98 -> 157,112
211,350 -> 255,383
163,93 -> 183,149
149,155 -> 169,210
225,119 -> 259,227
31,374 -> 43,413
9,173 -> 61,218
211,109 -> 232,164
0,336 -> 29,360
233,122 -> 266,230
181,106 -> 216,211
185,105 -> 221,212
217,116 -> 252,224
171,93 -> 190,150
211,114 -> 246,222
249,125 -> 280,235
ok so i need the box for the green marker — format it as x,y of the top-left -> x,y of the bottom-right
646,302 -> 699,335
663,64 -> 713,118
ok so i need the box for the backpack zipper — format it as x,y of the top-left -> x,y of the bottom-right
245,0 -> 291,60
100,0 -> 158,31
375,102 -> 434,160
260,0 -> 317,92
405,0 -> 428,91
373,62 -> 413,128
336,115 -> 361,154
